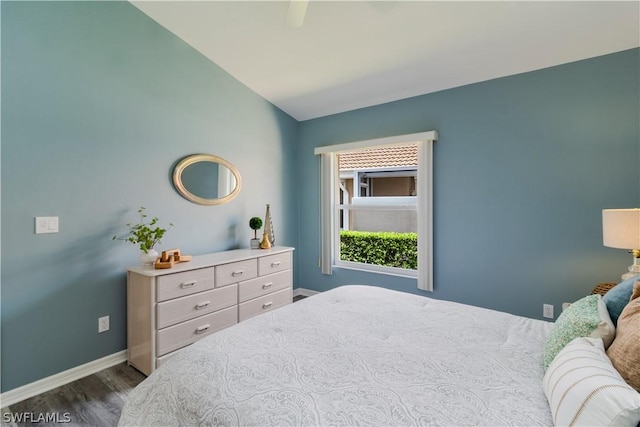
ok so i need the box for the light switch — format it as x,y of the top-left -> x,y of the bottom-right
35,216 -> 59,234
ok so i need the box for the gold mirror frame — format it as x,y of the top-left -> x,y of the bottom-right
172,154 -> 242,205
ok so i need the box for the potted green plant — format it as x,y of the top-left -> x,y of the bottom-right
249,216 -> 263,249
113,207 -> 173,264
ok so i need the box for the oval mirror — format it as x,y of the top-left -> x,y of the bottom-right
173,154 -> 242,205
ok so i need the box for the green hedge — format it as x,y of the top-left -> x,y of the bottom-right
340,230 -> 417,269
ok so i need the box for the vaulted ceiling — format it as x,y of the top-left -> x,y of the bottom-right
131,1 -> 640,121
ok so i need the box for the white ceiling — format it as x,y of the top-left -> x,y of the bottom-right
131,1 -> 640,121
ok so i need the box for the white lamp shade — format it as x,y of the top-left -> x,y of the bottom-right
602,208 -> 640,249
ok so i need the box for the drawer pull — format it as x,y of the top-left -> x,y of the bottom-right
262,302 -> 273,309
195,325 -> 210,334
195,301 -> 210,310
262,282 -> 273,289
180,281 -> 196,289
270,261 -> 281,267
231,270 -> 244,277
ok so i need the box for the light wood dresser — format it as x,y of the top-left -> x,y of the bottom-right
127,246 -> 294,375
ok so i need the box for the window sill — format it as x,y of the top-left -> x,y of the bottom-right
333,261 -> 417,280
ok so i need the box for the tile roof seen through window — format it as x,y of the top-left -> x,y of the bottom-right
338,144 -> 418,170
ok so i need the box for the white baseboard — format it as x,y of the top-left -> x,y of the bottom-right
1,350 -> 127,408
293,287 -> 319,298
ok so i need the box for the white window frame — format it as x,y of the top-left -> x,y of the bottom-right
314,131 -> 438,291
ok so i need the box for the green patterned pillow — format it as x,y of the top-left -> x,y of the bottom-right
543,295 -> 615,370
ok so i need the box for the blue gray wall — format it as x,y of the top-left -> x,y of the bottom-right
1,2 -> 298,392
297,48 -> 640,320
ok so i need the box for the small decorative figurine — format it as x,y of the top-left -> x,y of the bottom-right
264,204 -> 275,246
259,232 -> 272,249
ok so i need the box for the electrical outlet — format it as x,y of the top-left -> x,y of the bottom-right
543,304 -> 554,319
98,315 -> 110,333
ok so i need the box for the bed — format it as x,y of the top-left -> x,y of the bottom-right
119,285 -> 557,426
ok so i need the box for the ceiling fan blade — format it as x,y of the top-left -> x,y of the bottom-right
285,0 -> 309,28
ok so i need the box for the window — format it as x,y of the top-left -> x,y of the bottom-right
314,131 -> 438,291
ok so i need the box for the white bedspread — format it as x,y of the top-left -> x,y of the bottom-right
119,285 -> 553,426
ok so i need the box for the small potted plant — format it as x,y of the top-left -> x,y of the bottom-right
249,216 -> 263,249
113,207 -> 173,264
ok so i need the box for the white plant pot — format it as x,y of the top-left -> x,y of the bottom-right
250,238 -> 260,249
140,249 -> 159,265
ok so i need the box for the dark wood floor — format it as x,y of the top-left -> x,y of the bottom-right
1,363 -> 145,427
2,295 -> 309,427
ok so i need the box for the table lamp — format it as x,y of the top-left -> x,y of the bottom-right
602,208 -> 640,280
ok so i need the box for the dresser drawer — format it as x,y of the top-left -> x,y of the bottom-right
156,267 -> 215,302
157,284 -> 238,329
215,259 -> 257,287
238,287 -> 292,322
238,270 -> 291,303
258,253 -> 291,276
156,306 -> 237,357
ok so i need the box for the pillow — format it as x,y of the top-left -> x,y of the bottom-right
543,337 -> 640,427
603,275 -> 640,326
607,280 -> 640,392
543,294 -> 615,369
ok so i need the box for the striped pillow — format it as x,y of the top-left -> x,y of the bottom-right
543,337 -> 640,427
